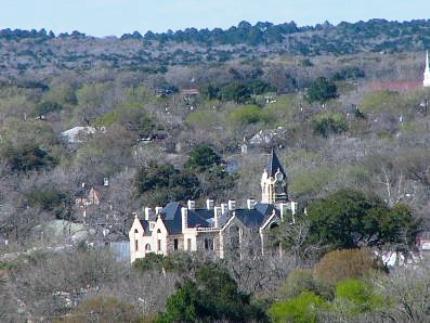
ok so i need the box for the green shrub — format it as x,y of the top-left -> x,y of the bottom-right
185,144 -> 221,171
269,291 -> 327,323
2,143 -> 57,173
335,279 -> 385,315
312,111 -> 348,137
229,105 -> 273,126
158,265 -> 266,322
306,77 -> 338,103
26,188 -> 68,211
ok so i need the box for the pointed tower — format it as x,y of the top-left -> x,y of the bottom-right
424,51 -> 430,88
261,149 -> 288,204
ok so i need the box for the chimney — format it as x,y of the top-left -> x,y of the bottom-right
206,199 -> 214,210
144,207 -> 152,221
279,203 -> 289,221
81,182 -> 86,188
228,200 -> 236,211
181,207 -> 188,230
103,177 -> 109,186
155,207 -> 163,215
290,201 -> 298,215
221,203 -> 228,214
187,200 -> 195,210
214,206 -> 222,228
247,198 -> 256,209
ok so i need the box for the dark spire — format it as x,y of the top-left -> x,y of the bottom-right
266,148 -> 287,178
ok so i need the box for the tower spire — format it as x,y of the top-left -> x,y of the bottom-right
424,50 -> 430,87
261,149 -> 288,204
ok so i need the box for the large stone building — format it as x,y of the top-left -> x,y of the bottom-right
129,149 -> 297,263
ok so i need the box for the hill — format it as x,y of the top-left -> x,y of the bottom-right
2,19 -> 430,77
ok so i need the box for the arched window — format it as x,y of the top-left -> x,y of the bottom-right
145,243 -> 151,251
229,225 -> 240,258
229,225 -> 240,247
135,240 -> 139,251
134,229 -> 139,234
269,222 -> 281,256
157,229 -> 161,234
204,238 -> 213,250
269,222 -> 279,230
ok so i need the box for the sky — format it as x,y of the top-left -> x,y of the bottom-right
1,0 -> 430,37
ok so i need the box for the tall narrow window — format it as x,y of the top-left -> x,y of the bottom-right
135,240 -> 139,251
204,238 -> 209,250
174,239 -> 179,250
158,239 -> 161,251
187,238 -> 192,251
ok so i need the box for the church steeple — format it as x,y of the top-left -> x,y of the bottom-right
266,148 -> 287,179
424,51 -> 430,88
261,149 -> 288,204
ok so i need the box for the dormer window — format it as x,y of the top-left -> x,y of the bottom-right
149,222 -> 155,231
134,229 -> 139,234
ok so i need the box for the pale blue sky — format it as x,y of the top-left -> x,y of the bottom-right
1,0 -> 430,37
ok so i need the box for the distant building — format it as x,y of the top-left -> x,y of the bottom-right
424,51 -> 430,88
75,186 -> 102,207
181,89 -> 200,97
368,81 -> 422,92
129,149 -> 297,263
61,126 -> 96,144
417,231 -> 430,251
75,179 -> 109,208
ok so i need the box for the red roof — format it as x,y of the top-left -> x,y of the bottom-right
367,81 -> 422,92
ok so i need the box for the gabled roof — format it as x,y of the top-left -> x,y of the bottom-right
231,203 -> 278,228
137,219 -> 152,236
137,202 -> 280,236
266,149 -> 287,178
159,202 -> 214,234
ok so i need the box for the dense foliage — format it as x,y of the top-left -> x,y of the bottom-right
306,189 -> 418,249
306,77 -> 338,103
135,163 -> 201,205
158,265 -> 267,322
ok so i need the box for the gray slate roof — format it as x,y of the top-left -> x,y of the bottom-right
266,149 -> 287,178
224,203 -> 278,228
159,202 -> 214,235
138,202 -> 279,235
